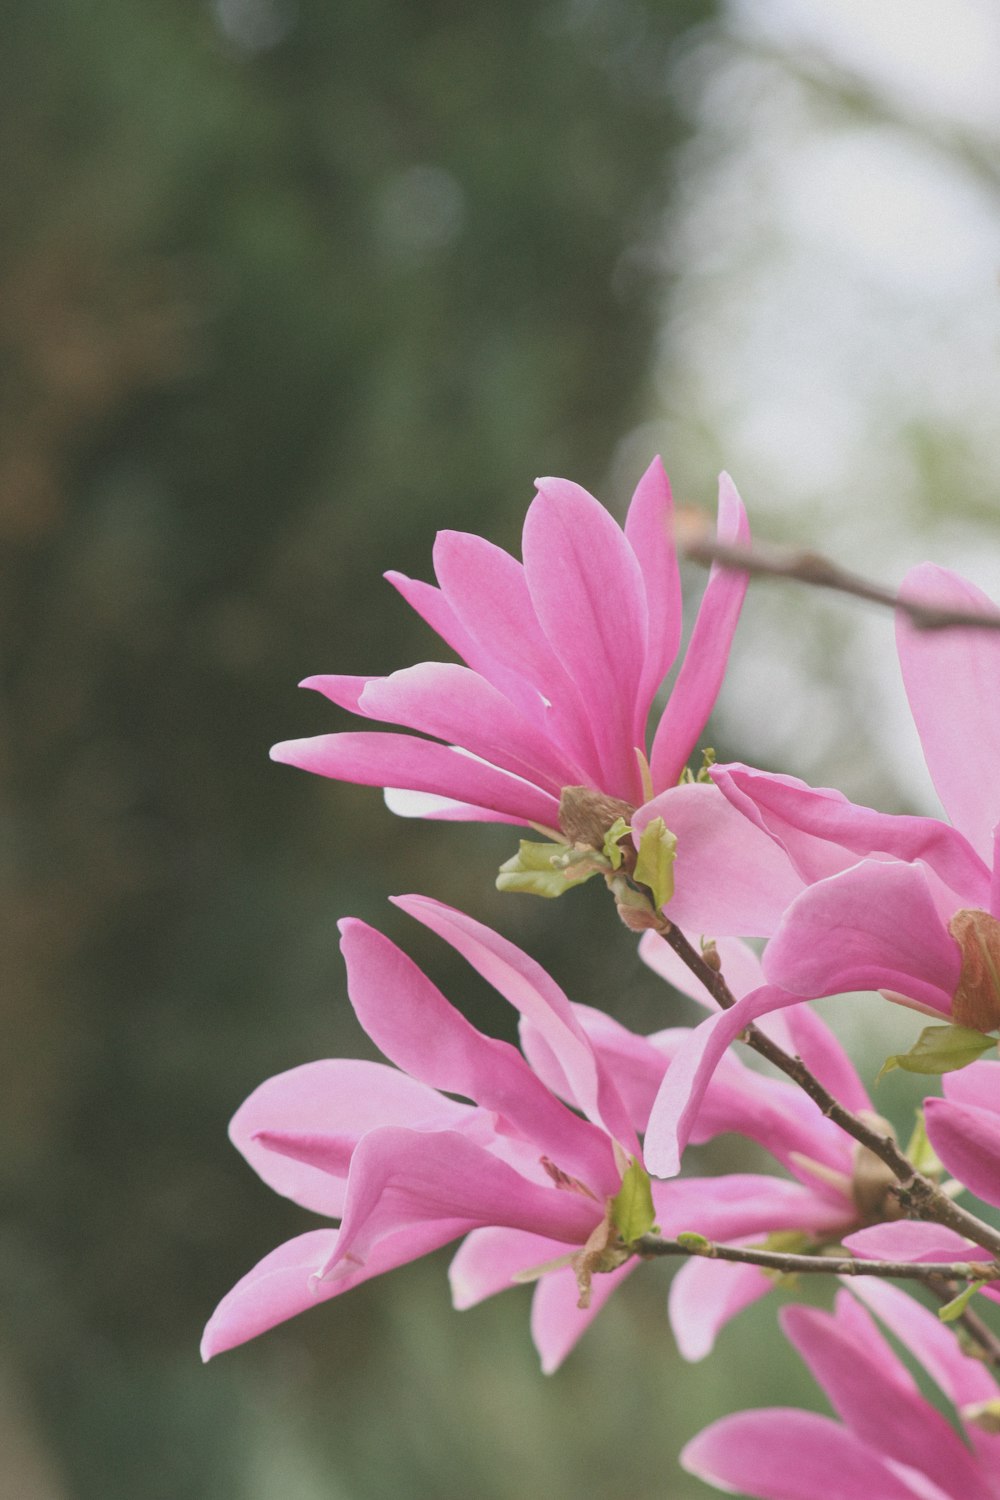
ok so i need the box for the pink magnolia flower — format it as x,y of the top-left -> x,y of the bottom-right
924,1059 -> 1000,1211
642,564 -> 1000,1175
683,1281 -> 1000,1499
270,459 -> 750,841
202,898 -> 855,1372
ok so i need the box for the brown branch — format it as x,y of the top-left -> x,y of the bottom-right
635,1233 -> 998,1286
682,535 -> 1000,632
657,919 -> 1000,1261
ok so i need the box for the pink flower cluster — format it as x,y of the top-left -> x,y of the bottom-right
208,459 -> 1000,1496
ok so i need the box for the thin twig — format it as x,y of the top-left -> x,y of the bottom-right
657,919 -> 1000,1261
635,1234 -> 998,1286
683,535 -> 1000,632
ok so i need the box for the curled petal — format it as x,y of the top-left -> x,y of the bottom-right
924,1097 -> 1000,1210
763,861 -> 960,1013
648,472 -> 749,790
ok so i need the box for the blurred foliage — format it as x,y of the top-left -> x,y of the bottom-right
0,1 -> 832,1497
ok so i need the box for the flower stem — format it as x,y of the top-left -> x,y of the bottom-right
657,918 -> 1000,1261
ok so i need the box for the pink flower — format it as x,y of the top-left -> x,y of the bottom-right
202,899 -> 854,1371
270,459 -> 750,836
641,565 -> 1000,1174
924,1059 -> 1000,1211
683,1281 -> 1000,1499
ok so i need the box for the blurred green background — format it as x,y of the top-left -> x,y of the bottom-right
4,2 -> 999,1496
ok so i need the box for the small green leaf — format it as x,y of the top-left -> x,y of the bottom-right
633,817 -> 677,910
877,1024 -> 995,1082
938,1278 -> 990,1323
610,1159 -> 656,1244
602,816 -> 632,870
904,1109 -> 943,1177
676,1231 -> 712,1252
496,840 -> 598,898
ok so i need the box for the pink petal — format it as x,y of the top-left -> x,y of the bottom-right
201,1222 -> 459,1360
942,1057 -> 1000,1114
382,787 -> 528,824
325,1126 -> 601,1278
524,478 -> 647,801
623,456 -> 682,718
338,919 -> 618,1193
648,472 -> 749,790
682,1409 -> 929,1500
432,530 -> 604,781
656,1173 -> 849,1243
843,1220 -> 978,1264
448,1226 -> 564,1309
668,1254 -> 772,1361
898,564 -> 1000,859
391,895 -> 638,1154
924,1097 -> 1000,1210
777,1002 -> 873,1117
530,1258 -> 635,1374
848,1280 -> 1000,1413
643,985 -> 806,1178
270,731 -> 561,827
714,762 -> 989,905
357,663 -> 586,790
384,569 -> 550,729
763,860 -> 960,1013
633,782 -> 805,936
230,1059 -> 471,1217
783,1300 -> 992,1500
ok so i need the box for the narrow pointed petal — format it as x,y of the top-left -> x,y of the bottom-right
783,1301 -> 993,1500
358,663 -> 585,790
643,986 -> 804,1178
648,472 -> 749,790
449,1227 -> 565,1309
530,1258 -> 634,1374
633,782 -> 805,936
682,1409 -> 928,1500
230,1059 -> 471,1217
848,1280 -> 1000,1412
385,569 -> 551,728
898,564 -> 1000,859
524,478 -> 647,801
669,1255 -> 771,1361
338,920 -> 617,1192
924,1097 -> 1000,1209
763,860 -> 960,1012
326,1126 -> 600,1278
270,731 -> 561,826
391,895 -> 637,1154
624,456 -> 682,717
201,1223 -> 461,1360
432,529 -> 603,780
715,762 -> 990,903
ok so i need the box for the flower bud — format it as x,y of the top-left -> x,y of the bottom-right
949,908 -> 1000,1033
558,786 -> 635,850
851,1112 -> 904,1224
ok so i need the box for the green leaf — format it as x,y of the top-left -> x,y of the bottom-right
496,840 -> 598,899
904,1109 -> 943,1177
675,1231 -> 711,1252
601,816 -> 632,870
877,1024 -> 995,1082
610,1159 -> 656,1243
632,817 -> 677,910
938,1278 -> 991,1323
